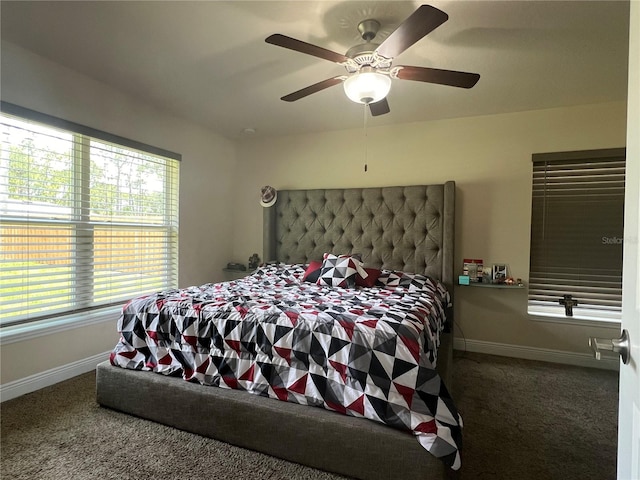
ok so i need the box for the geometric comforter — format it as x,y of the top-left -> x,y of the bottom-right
110,263 -> 463,469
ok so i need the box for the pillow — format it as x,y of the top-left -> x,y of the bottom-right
375,270 -> 403,287
376,270 -> 436,292
356,267 -> 381,288
316,253 -> 367,288
302,260 -> 322,283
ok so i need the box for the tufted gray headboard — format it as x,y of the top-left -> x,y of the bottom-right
263,182 -> 455,295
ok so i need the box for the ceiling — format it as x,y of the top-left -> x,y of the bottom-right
0,1 -> 630,141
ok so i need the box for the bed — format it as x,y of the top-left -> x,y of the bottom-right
96,182 -> 458,480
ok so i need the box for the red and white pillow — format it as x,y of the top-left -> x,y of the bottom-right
302,260 -> 323,283
316,253 -> 369,288
303,254 -> 381,288
355,267 -> 382,287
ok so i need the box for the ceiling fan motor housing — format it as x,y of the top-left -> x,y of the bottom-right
358,19 -> 380,41
345,19 -> 392,73
345,44 -> 378,70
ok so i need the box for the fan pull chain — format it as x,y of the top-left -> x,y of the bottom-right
363,103 -> 368,173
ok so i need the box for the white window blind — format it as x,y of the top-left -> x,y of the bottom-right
0,103 -> 180,327
528,148 -> 625,322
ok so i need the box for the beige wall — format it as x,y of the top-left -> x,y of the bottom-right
233,101 -> 627,356
1,43 -> 238,384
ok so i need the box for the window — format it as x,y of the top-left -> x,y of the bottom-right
528,148 -> 625,323
0,103 -> 180,328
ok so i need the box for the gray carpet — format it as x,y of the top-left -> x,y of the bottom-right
1,352 -> 619,480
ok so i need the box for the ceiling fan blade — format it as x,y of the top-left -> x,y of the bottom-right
395,65 -> 480,89
369,98 -> 390,116
266,34 -> 351,64
281,76 -> 345,102
375,5 -> 448,59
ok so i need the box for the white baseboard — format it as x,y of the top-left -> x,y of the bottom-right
0,350 -> 111,403
454,337 -> 620,371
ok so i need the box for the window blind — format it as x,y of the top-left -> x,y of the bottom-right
0,104 -> 180,327
528,148 -> 625,322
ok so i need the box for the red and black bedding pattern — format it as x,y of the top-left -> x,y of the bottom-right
110,263 -> 462,469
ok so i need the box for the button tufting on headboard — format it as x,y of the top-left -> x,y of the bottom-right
265,184 -> 454,287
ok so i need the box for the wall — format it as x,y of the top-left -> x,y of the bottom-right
233,101 -> 627,363
0,43 -> 237,385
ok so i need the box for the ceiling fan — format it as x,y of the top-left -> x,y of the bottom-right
265,4 -> 480,117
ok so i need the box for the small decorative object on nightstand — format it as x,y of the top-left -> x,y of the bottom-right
491,264 -> 508,283
223,262 -> 247,280
462,258 -> 483,283
225,262 -> 246,271
248,253 -> 261,270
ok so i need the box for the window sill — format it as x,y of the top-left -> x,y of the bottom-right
0,306 -> 122,346
528,309 -> 621,328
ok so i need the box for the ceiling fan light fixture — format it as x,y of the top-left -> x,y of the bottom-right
343,70 -> 391,105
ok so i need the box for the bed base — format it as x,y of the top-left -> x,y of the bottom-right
96,333 -> 454,480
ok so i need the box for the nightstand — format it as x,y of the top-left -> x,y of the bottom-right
458,282 -> 525,289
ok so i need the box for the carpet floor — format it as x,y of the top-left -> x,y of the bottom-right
1,352 -> 619,480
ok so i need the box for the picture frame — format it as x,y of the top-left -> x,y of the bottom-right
492,264 -> 508,283
462,258 -> 483,283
